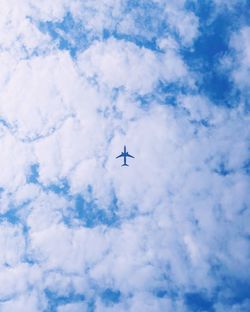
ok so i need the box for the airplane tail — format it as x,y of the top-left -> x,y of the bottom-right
122,163 -> 129,167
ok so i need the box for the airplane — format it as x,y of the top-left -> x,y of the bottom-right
116,145 -> 135,166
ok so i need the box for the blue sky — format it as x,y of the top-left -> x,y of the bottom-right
0,1 -> 250,311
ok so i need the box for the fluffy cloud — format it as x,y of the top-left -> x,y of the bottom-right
77,38 -> 188,94
229,26 -> 250,90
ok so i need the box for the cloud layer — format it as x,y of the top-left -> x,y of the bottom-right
0,1 -> 250,311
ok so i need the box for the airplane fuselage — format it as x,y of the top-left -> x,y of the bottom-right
122,146 -> 129,166
116,145 -> 134,167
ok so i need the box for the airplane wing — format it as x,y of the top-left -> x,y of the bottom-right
127,153 -> 135,158
116,153 -> 123,158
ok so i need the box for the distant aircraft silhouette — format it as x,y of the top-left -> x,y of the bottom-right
116,145 -> 135,166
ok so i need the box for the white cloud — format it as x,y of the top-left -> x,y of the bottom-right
165,7 -> 199,46
0,133 -> 33,191
57,302 -> 88,312
0,1 -> 53,59
0,263 -> 42,302
77,38 -> 188,94
229,27 -> 250,90
0,52 -> 75,140
0,291 -> 43,312
0,223 -> 25,268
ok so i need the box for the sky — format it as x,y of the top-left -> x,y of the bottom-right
0,0 -> 250,311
